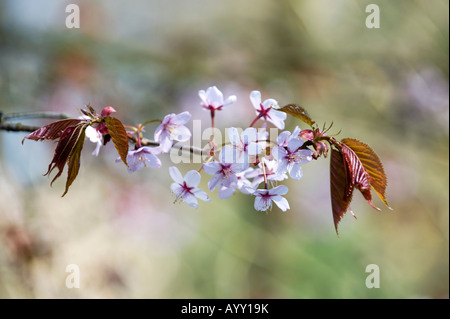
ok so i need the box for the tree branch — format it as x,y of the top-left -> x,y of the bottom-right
0,111 -> 206,156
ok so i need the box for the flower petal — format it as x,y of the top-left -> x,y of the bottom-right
206,86 -> 224,108
127,153 -> 142,173
184,170 -> 201,188
272,196 -> 290,212
144,153 -> 162,169
171,125 -> 191,142
298,149 -> 314,164
183,193 -> 199,208
85,126 -> 102,143
154,123 -> 164,142
254,195 -> 270,211
262,98 -> 279,109
159,135 -> 173,153
276,157 -> 288,175
92,141 -> 102,156
174,111 -> 191,125
220,145 -> 237,164
169,166 -> 184,184
242,127 -> 258,144
192,188 -> 211,202
218,186 -> 235,199
267,109 -> 286,129
202,162 -> 222,175
291,126 -> 301,140
223,95 -> 237,107
170,183 -> 183,197
208,174 -> 222,191
250,90 -> 262,109
287,138 -> 304,153
269,185 -> 289,196
230,163 -> 245,174
247,141 -> 263,156
198,90 -> 208,107
277,131 -> 290,147
238,184 -> 255,195
227,127 -> 240,146
288,163 -> 303,180
161,113 -> 175,125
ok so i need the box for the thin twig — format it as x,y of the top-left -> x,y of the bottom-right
2,112 -> 72,121
0,123 -> 42,132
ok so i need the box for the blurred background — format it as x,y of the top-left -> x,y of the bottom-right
0,0 -> 448,298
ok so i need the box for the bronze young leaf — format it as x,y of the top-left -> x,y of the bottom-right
44,124 -> 88,196
340,142 -> 380,211
63,126 -> 86,197
279,104 -> 316,127
22,119 -> 84,144
341,138 -> 391,209
330,146 -> 354,234
105,116 -> 129,167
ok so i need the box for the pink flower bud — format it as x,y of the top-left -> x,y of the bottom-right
101,106 -> 117,117
299,129 -> 314,141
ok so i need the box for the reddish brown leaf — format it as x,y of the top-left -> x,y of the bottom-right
22,119 -> 84,144
63,127 -> 86,197
330,146 -> 354,234
45,124 -> 86,189
341,138 -> 391,209
105,116 -> 128,167
279,104 -> 315,127
340,142 -> 380,211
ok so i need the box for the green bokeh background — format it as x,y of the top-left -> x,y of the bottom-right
0,0 -> 448,298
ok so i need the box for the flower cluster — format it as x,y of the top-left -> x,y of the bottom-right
86,87 -> 313,212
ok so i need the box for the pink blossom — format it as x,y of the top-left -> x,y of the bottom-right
273,138 -> 313,180
199,86 -> 236,112
250,90 -> 286,129
221,127 -> 264,164
253,185 -> 290,212
117,146 -> 162,173
154,112 -> 192,153
169,166 -> 211,208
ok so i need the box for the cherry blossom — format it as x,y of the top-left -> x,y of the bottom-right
246,158 -> 288,188
199,86 -> 237,112
203,160 -> 245,199
116,146 -> 162,173
253,185 -> 290,212
273,138 -> 313,180
221,127 -> 263,164
236,168 -> 256,195
154,111 -> 192,153
276,126 -> 301,148
169,166 -> 211,208
250,90 -> 287,129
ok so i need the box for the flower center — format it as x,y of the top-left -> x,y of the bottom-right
257,104 -> 272,120
166,123 -> 180,139
220,164 -> 233,179
203,104 -> 223,111
286,151 -> 302,163
181,181 -> 194,195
